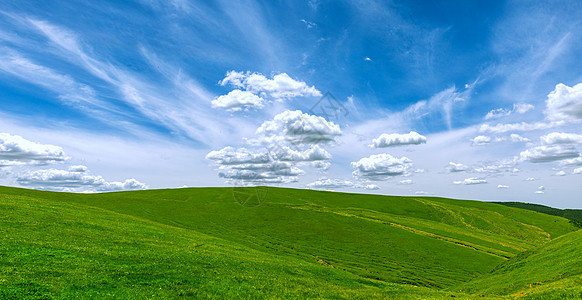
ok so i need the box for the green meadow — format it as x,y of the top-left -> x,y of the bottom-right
1,186 -> 580,299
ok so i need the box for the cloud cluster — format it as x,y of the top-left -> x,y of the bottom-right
252,110 -> 342,147
471,135 -> 491,146
540,132 -> 582,145
211,90 -> 264,111
447,162 -> 469,173
545,83 -> 582,123
207,110 -> 341,185
519,145 -> 579,163
0,133 -> 68,167
369,131 -> 426,148
206,147 -> 302,184
17,165 -> 147,192
351,153 -> 413,181
213,71 -> 321,111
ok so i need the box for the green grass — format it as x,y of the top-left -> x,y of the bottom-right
494,201 -> 582,227
0,186 -> 580,299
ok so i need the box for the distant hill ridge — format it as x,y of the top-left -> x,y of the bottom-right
494,202 -> 582,227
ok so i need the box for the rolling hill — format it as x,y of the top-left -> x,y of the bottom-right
0,186 -> 580,299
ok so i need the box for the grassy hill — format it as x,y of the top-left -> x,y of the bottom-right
0,186 -> 580,299
494,202 -> 582,227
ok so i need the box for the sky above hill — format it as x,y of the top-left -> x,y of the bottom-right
1,0 -> 582,207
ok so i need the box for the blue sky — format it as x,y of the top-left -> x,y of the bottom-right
1,0 -> 582,207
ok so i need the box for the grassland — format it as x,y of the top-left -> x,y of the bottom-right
0,186 -> 580,299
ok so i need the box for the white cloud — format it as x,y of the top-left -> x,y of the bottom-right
472,158 -> 519,174
559,156 -> 582,166
471,135 -> 491,146
525,177 -> 537,181
399,179 -> 413,185
351,153 -> 413,181
484,103 -> 534,120
479,121 -> 562,134
206,146 -> 308,184
369,131 -> 426,148
447,162 -> 469,173
211,90 -> 264,111
17,165 -> 147,192
252,110 -> 341,147
519,145 -> 580,163
270,145 -> 331,162
545,83 -> 582,123
300,19 -> 317,29
510,133 -> 530,143
555,170 -> 567,176
306,178 -> 354,189
220,71 -> 321,100
535,185 -> 545,194
0,133 -> 68,166
453,178 -> 487,185
497,184 -> 509,189
540,132 -> 582,145
513,103 -> 535,114
573,167 -> 582,174
364,184 -> 380,190
484,108 -> 511,120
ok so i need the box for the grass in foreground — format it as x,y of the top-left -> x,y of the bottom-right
0,186 -> 580,299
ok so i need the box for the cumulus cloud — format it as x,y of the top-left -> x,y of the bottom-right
270,144 -> 331,162
220,71 -> 321,100
497,185 -> 509,189
519,145 -> 580,163
351,153 -> 413,181
573,167 -> 582,174
206,147 -> 304,184
252,110 -> 341,147
560,156 -> 582,166
369,131 -> 426,148
471,135 -> 491,146
540,132 -> 582,145
0,133 -> 68,166
453,177 -> 488,185
534,185 -> 545,194
399,179 -> 413,185
17,165 -> 147,192
364,184 -> 380,190
447,162 -> 469,173
510,133 -> 530,143
555,170 -> 567,176
211,90 -> 264,111
207,110 -> 339,185
545,83 -> 582,123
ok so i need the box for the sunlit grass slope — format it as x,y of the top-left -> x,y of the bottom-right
456,230 -> 582,299
0,186 -> 579,299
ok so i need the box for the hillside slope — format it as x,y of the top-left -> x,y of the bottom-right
494,202 -> 582,226
456,230 -> 582,299
0,186 -> 579,299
